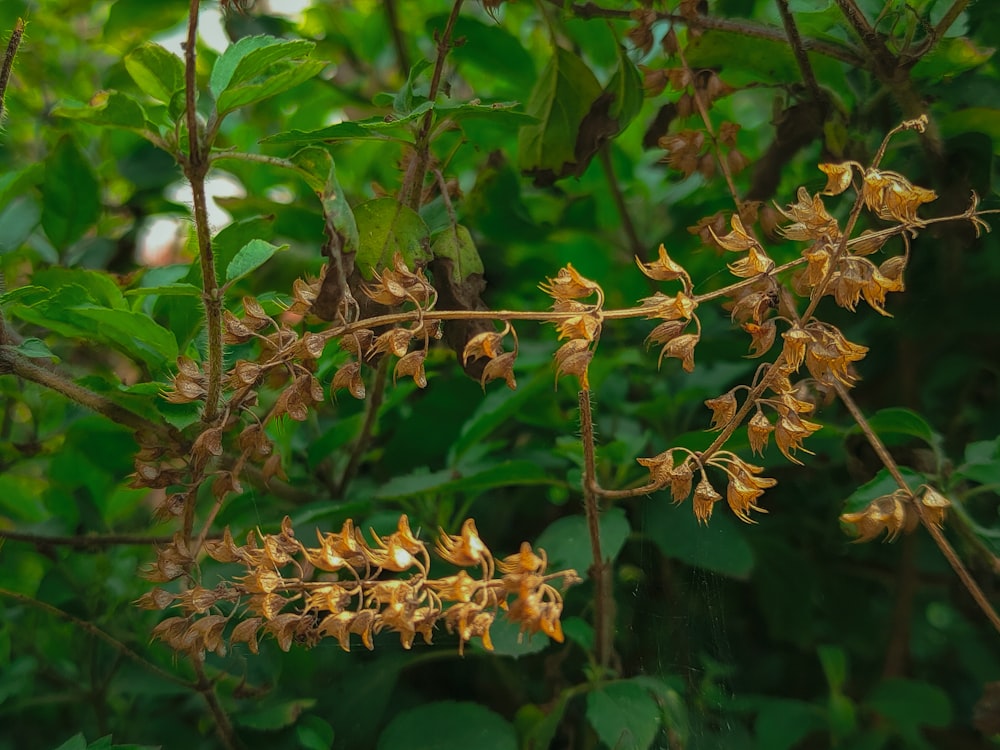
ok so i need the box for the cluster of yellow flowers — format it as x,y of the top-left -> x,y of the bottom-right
139,515 -> 580,658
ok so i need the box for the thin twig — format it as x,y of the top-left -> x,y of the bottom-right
545,0 -> 864,66
0,587 -> 193,688
776,0 -> 821,101
579,389 -> 612,670
0,17 -> 24,123
336,355 -> 389,496
183,0 -> 223,425
598,144 -> 643,260
192,658 -> 241,750
833,0 -> 898,77
0,346 -> 175,440
0,530 -> 199,548
400,0 -> 463,210
833,381 -> 1000,635
385,0 -> 411,74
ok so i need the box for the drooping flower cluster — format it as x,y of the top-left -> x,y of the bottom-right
840,486 -> 950,542
540,264 -> 605,388
636,448 -> 776,524
139,515 -> 580,659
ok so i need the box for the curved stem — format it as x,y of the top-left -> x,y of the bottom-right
400,0 -> 463,210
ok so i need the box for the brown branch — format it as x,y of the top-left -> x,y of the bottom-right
0,587 -> 193,689
192,658 -> 240,750
833,0 -> 898,77
579,388 -> 613,670
336,355 -> 389,496
0,346 -> 175,440
833,381 -> 1000,635
183,0 -> 223,425
545,0 -> 864,67
598,144 -> 643,260
903,0 -> 970,65
385,0 -> 411,74
0,17 -> 24,124
0,529 -> 198,548
400,0 -> 463,210
776,0 -> 821,101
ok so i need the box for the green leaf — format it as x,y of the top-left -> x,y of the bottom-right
517,46 -> 602,176
377,702 -> 517,750
429,15 -> 535,94
912,37 -> 994,83
586,679 -> 662,750
52,734 -> 88,750
104,0 -> 188,43
218,59 -> 325,115
70,307 -> 178,371
866,679 -> 951,730
519,693 -> 571,750
955,437 -> 1000,484
839,467 -> 926,515
124,283 -> 202,298
291,148 -> 359,255
477,615 -> 550,658
0,163 -> 43,210
535,506 -> 630,578
449,370 -> 548,463
210,36 -> 322,115
374,460 -> 552,500
354,197 -> 431,280
211,37 -> 314,97
34,268 -> 128,310
52,91 -> 149,132
234,698 -> 316,731
851,407 -> 941,450
15,338 -> 59,362
0,472 -> 51,522
434,99 -> 536,127
296,715 -> 335,750
754,699 -> 825,750
124,43 -> 184,104
393,58 -> 431,115
819,644 -> 848,694
193,216 -> 276,287
686,30 -> 797,86
41,136 -> 100,249
262,103 -> 434,145
607,44 -> 644,130
644,499 -> 755,579
225,239 -> 289,284
939,107 -> 1000,154
430,225 -> 484,284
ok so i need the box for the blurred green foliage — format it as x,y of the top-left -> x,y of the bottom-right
1,1 -> 999,748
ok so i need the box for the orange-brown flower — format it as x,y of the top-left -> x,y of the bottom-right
540,263 -> 601,302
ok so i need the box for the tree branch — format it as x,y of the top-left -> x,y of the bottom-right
400,0 -> 463,210
0,587 -> 193,689
0,345 -> 175,440
776,0 -> 821,101
385,0 -> 411,74
183,0 -> 224,425
0,17 -> 24,124
0,529 -> 199,548
546,0 -> 864,67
